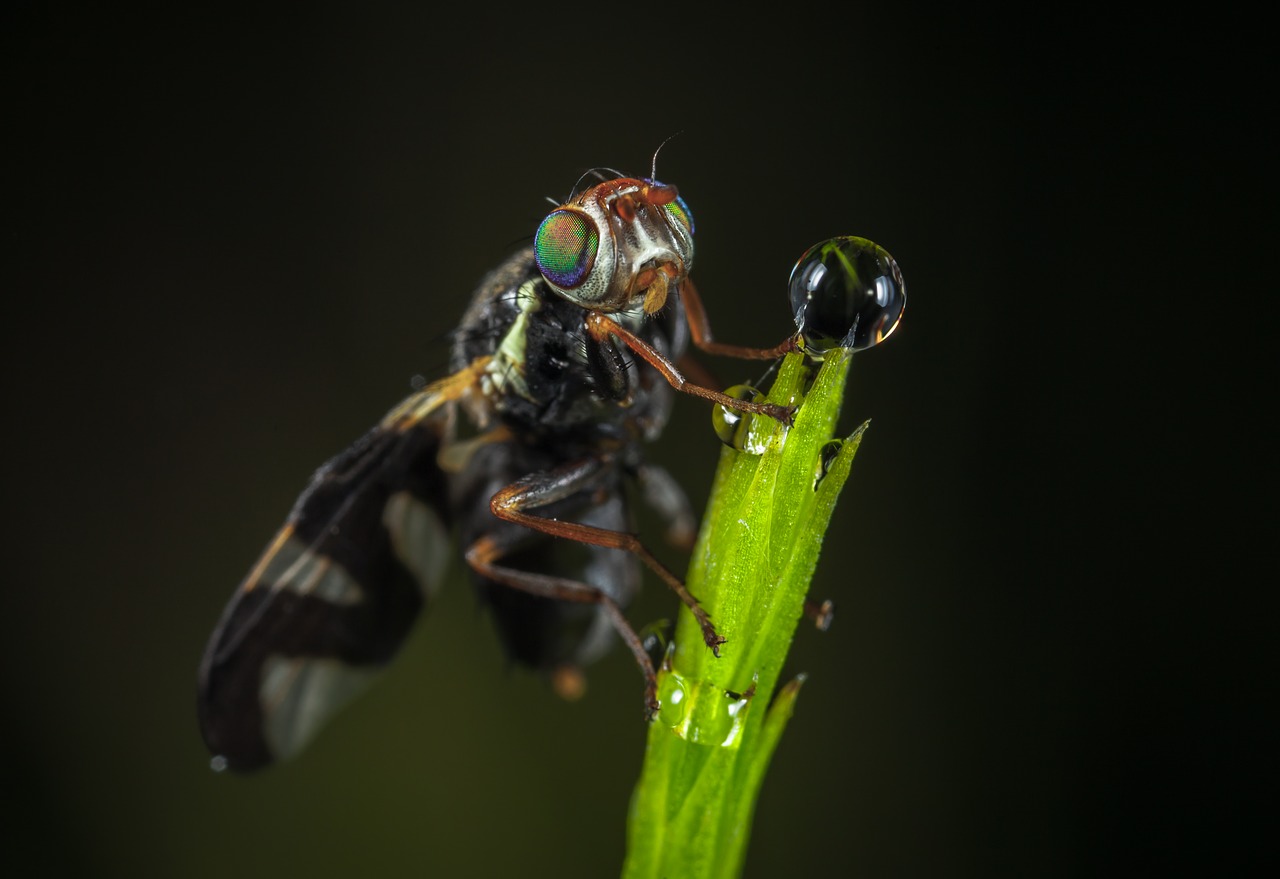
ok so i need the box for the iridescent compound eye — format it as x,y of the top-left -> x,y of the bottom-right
664,196 -> 695,234
534,209 -> 599,289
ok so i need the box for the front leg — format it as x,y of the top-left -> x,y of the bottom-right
584,313 -> 795,425
678,276 -> 798,361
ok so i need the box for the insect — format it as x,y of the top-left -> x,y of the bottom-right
196,168 -> 808,772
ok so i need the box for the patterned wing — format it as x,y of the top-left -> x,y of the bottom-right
197,391 -> 455,772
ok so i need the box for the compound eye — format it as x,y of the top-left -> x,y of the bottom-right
534,209 -> 599,289
664,195 -> 695,235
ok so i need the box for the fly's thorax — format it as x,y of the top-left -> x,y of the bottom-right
533,177 -> 696,314
449,239 -> 686,444
451,250 -> 542,372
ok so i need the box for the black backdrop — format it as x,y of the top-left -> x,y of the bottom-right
6,7 -> 1266,878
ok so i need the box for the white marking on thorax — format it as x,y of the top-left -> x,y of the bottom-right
485,279 -> 542,401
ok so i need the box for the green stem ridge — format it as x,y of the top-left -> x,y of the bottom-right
623,349 -> 865,879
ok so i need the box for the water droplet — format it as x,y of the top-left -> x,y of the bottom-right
657,670 -> 755,747
814,439 -> 844,490
656,671 -> 688,727
789,237 -> 906,357
711,384 -> 770,455
639,619 -> 674,669
209,755 -> 228,773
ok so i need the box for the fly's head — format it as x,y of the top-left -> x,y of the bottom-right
533,177 -> 695,315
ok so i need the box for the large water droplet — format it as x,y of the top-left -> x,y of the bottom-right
657,670 -> 754,747
788,237 -> 906,357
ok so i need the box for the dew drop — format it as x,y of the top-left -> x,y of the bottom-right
814,439 -> 844,490
789,237 -> 906,357
657,671 -> 688,728
639,619 -> 674,669
711,384 -> 769,455
658,670 -> 754,748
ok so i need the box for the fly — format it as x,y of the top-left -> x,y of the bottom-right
197,171 -> 804,772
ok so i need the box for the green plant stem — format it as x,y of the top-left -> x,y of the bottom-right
622,349 -> 865,879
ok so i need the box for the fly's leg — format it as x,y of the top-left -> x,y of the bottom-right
464,455 -> 726,712
679,277 -> 798,361
674,352 -> 723,401
466,528 -> 662,715
676,281 -> 837,633
482,456 -> 723,652
585,313 -> 796,426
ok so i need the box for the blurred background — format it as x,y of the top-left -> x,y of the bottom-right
6,7 -> 1265,878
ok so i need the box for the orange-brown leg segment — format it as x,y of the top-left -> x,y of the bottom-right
464,456 -> 726,713
482,456 -> 724,652
674,352 -> 723,399
466,533 -> 661,716
584,312 -> 796,425
679,277 -> 799,361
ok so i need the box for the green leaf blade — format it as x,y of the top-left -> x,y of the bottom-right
623,349 -> 863,879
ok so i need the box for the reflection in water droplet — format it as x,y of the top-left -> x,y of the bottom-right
658,670 -> 754,748
814,439 -> 844,490
711,385 -> 770,455
788,236 -> 906,358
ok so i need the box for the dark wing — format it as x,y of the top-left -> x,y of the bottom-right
197,388 -> 455,772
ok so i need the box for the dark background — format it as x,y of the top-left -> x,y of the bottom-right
6,7 -> 1265,878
